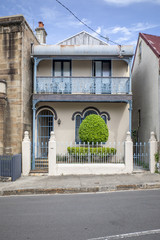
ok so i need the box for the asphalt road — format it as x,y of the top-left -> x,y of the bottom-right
0,190 -> 160,240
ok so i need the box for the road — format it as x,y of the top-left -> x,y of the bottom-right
0,190 -> 160,240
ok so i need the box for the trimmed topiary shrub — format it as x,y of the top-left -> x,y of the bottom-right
79,114 -> 109,144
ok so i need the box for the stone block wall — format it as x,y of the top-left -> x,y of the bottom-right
0,15 -> 38,154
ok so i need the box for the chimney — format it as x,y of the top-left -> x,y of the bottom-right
35,21 -> 47,44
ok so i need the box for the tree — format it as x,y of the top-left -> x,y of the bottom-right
79,114 -> 109,144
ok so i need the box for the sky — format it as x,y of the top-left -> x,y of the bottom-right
1,0 -> 160,47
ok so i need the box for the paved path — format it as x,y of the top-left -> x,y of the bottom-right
0,172 -> 160,195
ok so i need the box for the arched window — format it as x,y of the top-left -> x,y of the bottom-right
37,109 -> 54,158
83,110 -> 97,118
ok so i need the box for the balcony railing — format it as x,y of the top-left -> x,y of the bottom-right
36,77 -> 130,94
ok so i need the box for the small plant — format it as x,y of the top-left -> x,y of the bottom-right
155,152 -> 160,173
79,114 -> 109,144
155,153 -> 159,163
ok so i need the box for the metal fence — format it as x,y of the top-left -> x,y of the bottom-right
0,154 -> 21,181
133,142 -> 149,170
36,77 -> 130,94
56,142 -> 125,164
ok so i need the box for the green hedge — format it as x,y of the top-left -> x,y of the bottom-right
79,114 -> 109,144
67,146 -> 117,155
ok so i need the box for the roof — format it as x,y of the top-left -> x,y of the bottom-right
140,33 -> 160,57
57,31 -> 108,46
32,45 -> 134,57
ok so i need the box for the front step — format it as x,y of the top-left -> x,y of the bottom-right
35,158 -> 48,168
30,168 -> 48,176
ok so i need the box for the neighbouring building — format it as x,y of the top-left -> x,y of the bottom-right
132,33 -> 160,143
31,28 -> 134,169
0,15 -> 39,155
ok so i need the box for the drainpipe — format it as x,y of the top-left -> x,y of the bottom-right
129,58 -> 132,94
34,57 -> 37,94
129,100 -> 132,134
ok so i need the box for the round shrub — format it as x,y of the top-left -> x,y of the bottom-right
79,114 -> 109,144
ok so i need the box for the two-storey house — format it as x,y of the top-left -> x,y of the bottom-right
32,25 -> 134,169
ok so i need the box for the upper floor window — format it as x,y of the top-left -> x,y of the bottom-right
53,60 -> 71,77
93,60 -> 111,77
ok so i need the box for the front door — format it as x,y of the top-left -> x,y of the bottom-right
37,109 -> 54,159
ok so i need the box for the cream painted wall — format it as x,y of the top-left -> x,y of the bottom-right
72,60 -> 92,77
132,37 -> 159,142
37,60 -> 128,77
112,60 -> 129,77
37,60 -> 52,77
36,102 -> 129,147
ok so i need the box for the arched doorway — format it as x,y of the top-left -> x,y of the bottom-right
37,109 -> 54,159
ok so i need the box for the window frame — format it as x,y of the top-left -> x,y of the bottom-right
93,60 -> 111,77
53,60 -> 72,77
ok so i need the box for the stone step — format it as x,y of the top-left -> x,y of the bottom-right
30,168 -> 48,174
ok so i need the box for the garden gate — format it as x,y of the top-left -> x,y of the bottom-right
133,142 -> 149,170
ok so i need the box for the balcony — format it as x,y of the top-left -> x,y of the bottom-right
36,77 -> 130,95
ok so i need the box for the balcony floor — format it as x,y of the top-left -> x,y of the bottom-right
33,93 -> 132,103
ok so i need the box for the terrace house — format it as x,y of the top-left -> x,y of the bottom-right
132,33 -> 160,143
32,24 -> 134,169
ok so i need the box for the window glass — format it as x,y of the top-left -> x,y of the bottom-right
63,62 -> 70,77
101,115 -> 107,123
84,110 -> 97,118
54,62 -> 61,76
95,61 -> 102,77
75,115 -> 81,143
103,62 -> 110,77
94,61 -> 111,77
53,61 -> 71,77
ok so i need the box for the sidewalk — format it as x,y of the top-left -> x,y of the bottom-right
0,172 -> 160,196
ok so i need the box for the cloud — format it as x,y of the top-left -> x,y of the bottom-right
92,26 -> 102,37
103,0 -> 160,6
104,22 -> 158,36
99,22 -> 159,46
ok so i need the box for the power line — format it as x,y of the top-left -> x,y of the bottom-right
55,0 -> 121,46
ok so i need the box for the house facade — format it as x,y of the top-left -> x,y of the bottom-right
0,15 -> 39,155
32,27 -> 134,169
132,33 -> 160,143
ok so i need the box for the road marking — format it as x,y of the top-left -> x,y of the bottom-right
87,229 -> 160,240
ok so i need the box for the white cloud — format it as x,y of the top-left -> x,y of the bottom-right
92,26 -> 102,37
104,22 -> 158,36
103,0 -> 160,6
100,22 -> 159,46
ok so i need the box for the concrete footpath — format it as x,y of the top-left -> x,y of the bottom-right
0,172 -> 160,196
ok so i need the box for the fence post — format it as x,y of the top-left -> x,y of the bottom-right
125,131 -> 133,173
149,132 -> 158,173
22,131 -> 31,176
48,131 -> 56,176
